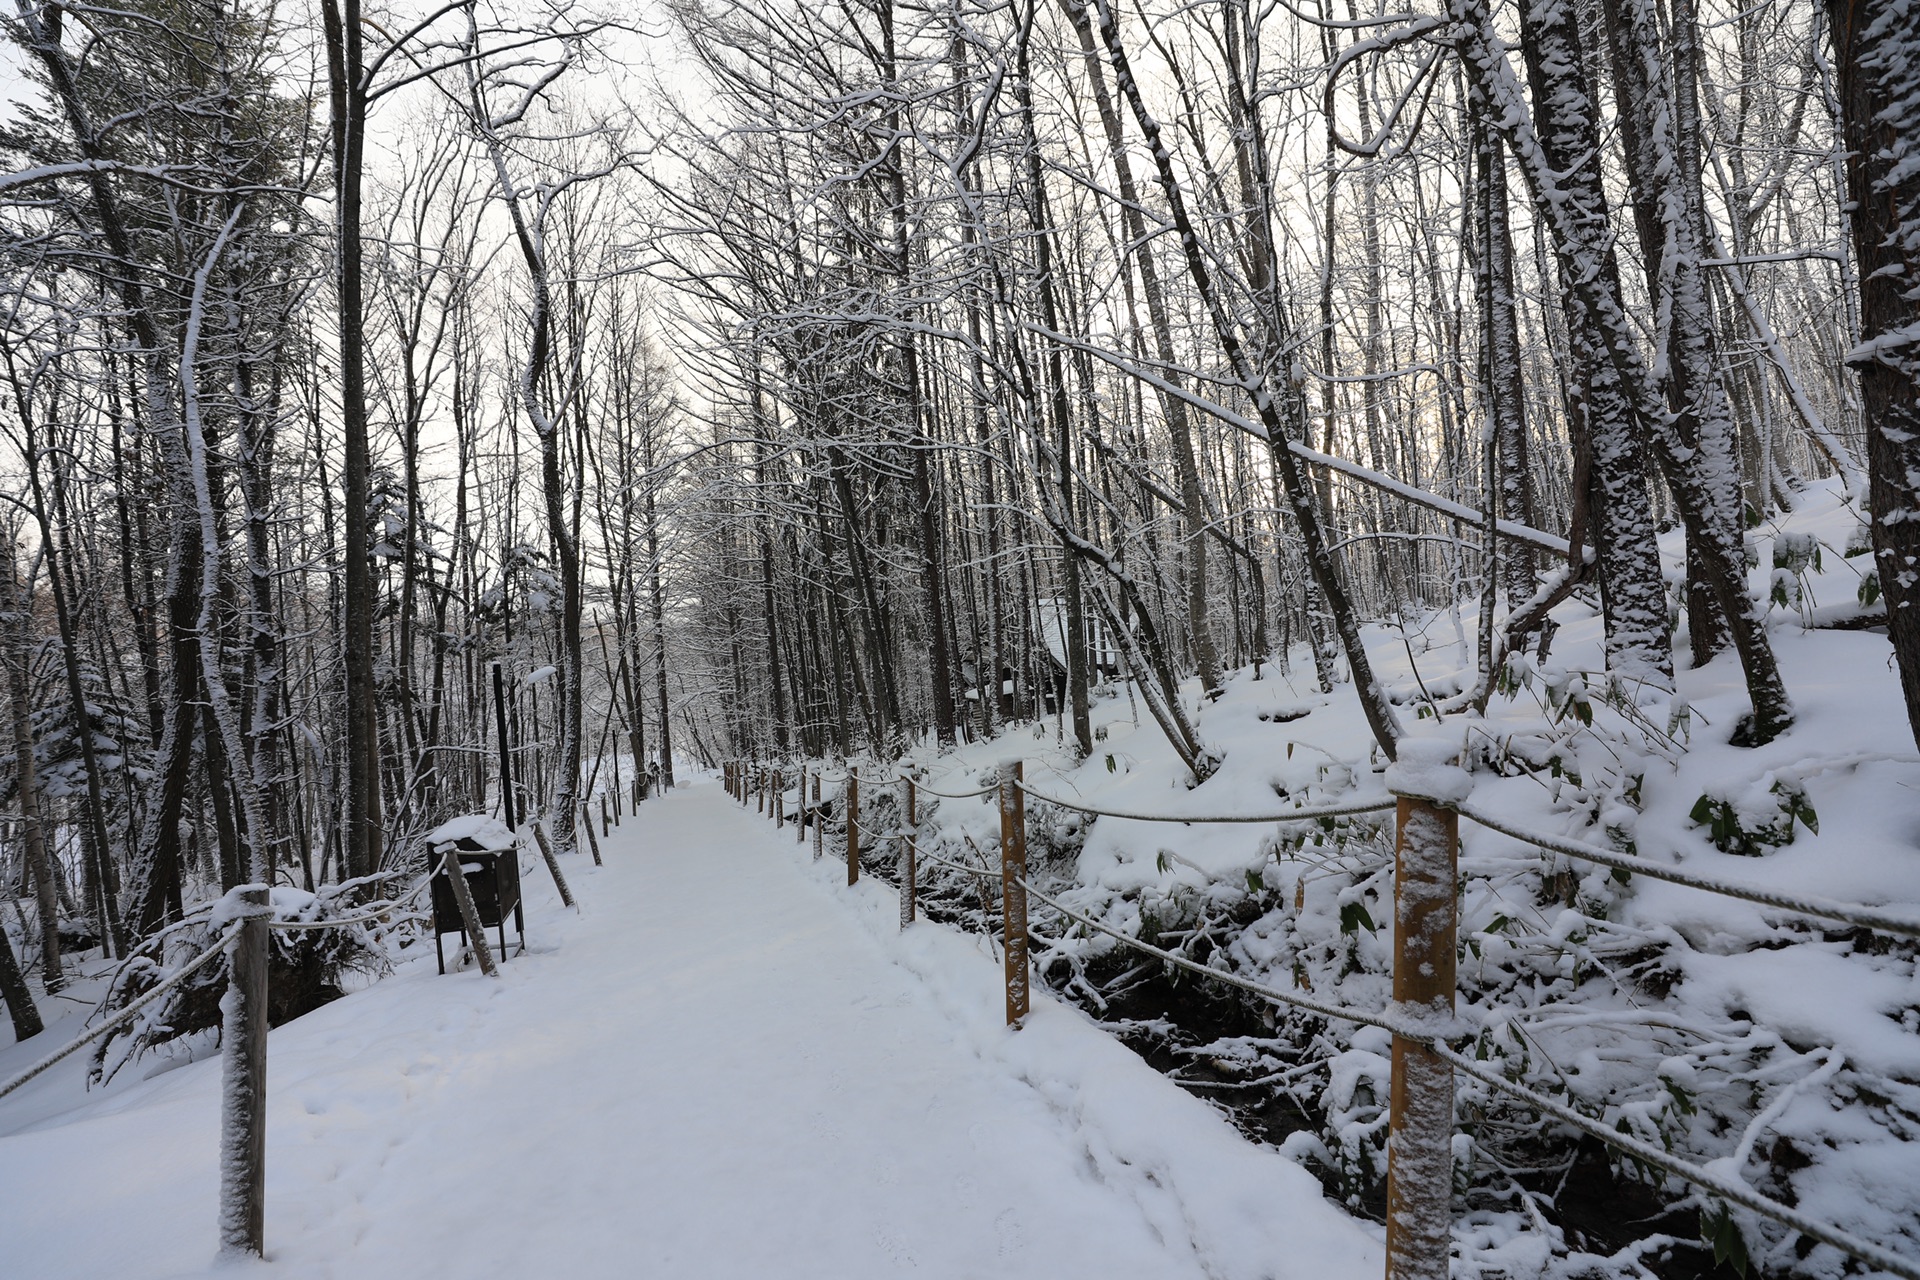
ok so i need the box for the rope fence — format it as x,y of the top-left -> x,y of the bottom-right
1456,800 -> 1920,939
0,923 -> 239,1103
0,792 -> 618,1259
746,750 -> 1920,1280
1013,781 -> 1397,824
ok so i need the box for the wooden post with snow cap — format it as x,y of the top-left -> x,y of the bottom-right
813,773 -> 823,859
901,775 -> 917,929
846,766 -> 861,885
1383,738 -> 1468,1280
775,768 -> 784,828
999,760 -> 1029,1026
796,765 -> 807,843
216,884 -> 272,1257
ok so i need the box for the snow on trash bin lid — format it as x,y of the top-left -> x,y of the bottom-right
425,814 -> 519,852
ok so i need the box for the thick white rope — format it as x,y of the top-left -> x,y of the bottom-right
0,925 -> 239,1101
920,852 -> 1000,879
913,781 -> 1000,801
1457,802 -> 1920,939
1015,780 -> 1396,824
1015,876 -> 1410,1037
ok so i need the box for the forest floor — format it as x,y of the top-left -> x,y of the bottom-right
0,782 -> 1379,1280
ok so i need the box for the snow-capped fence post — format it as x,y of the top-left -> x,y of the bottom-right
528,821 -> 577,909
901,776 -> 917,929
847,767 -> 861,886
1383,742 -> 1468,1280
775,768 -> 785,828
579,804 -> 603,866
797,765 -> 807,844
999,761 -> 1029,1026
813,773 -> 823,859
217,885 -> 272,1257
759,766 -> 768,815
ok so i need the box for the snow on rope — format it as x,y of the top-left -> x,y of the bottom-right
919,852 -> 1001,879
911,780 -> 1001,801
0,924 -> 240,1101
1015,876 -> 1418,1040
1013,778 -> 1397,824
1455,801 -> 1920,939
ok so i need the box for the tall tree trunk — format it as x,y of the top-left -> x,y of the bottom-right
1829,0 -> 1920,749
5,543 -> 60,993
321,0 -> 383,882
1602,0 -> 1741,667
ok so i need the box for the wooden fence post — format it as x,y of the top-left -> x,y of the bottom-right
217,886 -> 271,1257
579,803 -> 604,866
602,794 -> 610,836
529,821 -> 577,908
796,765 -> 807,843
999,761 -> 1029,1026
1384,759 -> 1462,1280
775,769 -> 784,828
440,847 -> 501,976
901,776 -> 917,929
846,766 -> 860,886
813,773 -> 822,860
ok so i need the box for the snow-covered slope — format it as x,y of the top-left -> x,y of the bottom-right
871,482 -> 1920,1277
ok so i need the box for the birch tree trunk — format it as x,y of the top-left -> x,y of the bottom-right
1829,0 -> 1920,749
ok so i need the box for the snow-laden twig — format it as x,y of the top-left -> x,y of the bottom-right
1436,1044 -> 1920,1280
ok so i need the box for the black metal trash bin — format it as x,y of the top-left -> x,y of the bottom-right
430,835 -> 525,973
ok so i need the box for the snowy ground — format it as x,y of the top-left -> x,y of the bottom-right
0,783 -> 1379,1280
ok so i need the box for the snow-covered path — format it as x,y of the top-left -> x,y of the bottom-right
0,782 -> 1378,1279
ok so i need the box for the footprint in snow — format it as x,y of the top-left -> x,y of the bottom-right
873,1227 -> 917,1267
995,1210 -> 1024,1258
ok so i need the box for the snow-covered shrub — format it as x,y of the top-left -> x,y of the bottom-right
1688,778 -> 1817,856
88,886 -> 392,1085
